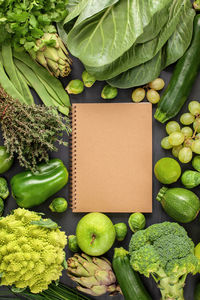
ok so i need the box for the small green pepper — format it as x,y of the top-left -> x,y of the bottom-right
0,146 -> 14,174
128,213 -> 146,233
101,85 -> 118,99
66,79 -> 84,94
0,177 -> 9,199
114,223 -> 127,241
11,159 -> 68,208
68,235 -> 80,252
49,197 -> 68,213
82,70 -> 96,88
0,198 -> 4,216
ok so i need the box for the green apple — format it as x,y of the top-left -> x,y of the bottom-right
76,212 -> 116,256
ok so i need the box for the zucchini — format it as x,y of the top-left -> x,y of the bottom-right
154,14 -> 200,123
156,186 -> 200,223
112,247 -> 152,300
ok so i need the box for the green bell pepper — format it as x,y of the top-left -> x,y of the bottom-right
11,159 -> 68,208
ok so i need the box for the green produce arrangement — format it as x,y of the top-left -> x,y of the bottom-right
0,1 -> 200,300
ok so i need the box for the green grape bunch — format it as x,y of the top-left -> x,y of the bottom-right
161,101 -> 200,164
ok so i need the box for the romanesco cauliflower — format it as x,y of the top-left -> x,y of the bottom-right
0,208 -> 67,293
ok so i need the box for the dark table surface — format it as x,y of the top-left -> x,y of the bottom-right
1,54 -> 200,300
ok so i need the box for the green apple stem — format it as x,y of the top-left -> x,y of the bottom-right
91,234 -> 96,245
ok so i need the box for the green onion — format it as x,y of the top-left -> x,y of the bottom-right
3,283 -> 91,300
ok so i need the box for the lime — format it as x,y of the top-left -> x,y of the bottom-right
154,157 -> 181,184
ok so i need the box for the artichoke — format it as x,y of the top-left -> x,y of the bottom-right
31,33 -> 72,78
67,253 -> 120,296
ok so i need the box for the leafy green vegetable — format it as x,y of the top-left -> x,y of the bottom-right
0,0 -> 68,52
108,0 -> 195,88
63,0 -> 195,87
66,0 -> 146,67
31,218 -> 59,229
85,1 -> 172,80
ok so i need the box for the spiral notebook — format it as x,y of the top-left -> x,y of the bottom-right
70,103 -> 152,212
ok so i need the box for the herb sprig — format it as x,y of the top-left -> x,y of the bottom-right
0,86 -> 71,171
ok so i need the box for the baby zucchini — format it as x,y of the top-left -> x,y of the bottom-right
112,247 -> 152,300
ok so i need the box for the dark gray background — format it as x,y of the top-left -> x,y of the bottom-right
1,54 -> 200,299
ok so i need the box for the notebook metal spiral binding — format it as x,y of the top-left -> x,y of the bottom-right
69,105 -> 77,210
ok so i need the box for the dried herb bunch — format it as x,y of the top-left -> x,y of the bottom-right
0,87 -> 71,171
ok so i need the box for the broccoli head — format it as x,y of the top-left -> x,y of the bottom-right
129,222 -> 198,300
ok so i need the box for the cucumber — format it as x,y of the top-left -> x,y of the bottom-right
154,14 -> 200,123
112,247 -> 152,300
156,186 -> 200,223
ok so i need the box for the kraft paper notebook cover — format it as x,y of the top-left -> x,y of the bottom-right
70,103 -> 152,212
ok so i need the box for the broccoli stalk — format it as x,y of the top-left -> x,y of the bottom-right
129,222 -> 199,300
158,272 -> 186,300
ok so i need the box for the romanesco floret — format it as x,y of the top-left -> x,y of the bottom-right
0,208 -> 67,293
129,222 -> 199,300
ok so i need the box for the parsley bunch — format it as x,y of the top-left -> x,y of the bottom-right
0,0 -> 68,52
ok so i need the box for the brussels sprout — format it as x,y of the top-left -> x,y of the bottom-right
0,146 -> 14,174
128,213 -> 146,233
82,70 -> 96,88
0,198 -> 4,216
101,85 -> 118,99
66,80 -> 84,94
0,177 -> 9,199
68,235 -> 80,252
49,197 -> 68,213
114,223 -> 127,241
194,0 -> 200,10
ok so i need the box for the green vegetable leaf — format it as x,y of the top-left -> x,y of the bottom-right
67,0 -> 145,67
108,51 -> 162,88
62,258 -> 68,269
163,0 -> 195,68
107,0 -> 194,88
11,287 -> 26,293
0,272 -> 3,278
31,218 -> 59,229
